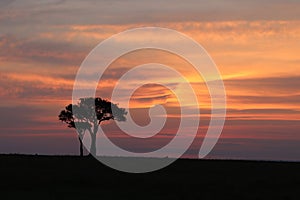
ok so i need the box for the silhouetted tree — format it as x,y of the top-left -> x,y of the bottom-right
58,104 -> 91,156
59,97 -> 127,156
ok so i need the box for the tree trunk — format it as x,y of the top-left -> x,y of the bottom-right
90,133 -> 97,156
78,136 -> 83,157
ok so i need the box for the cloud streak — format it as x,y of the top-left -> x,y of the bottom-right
1,0 -> 300,28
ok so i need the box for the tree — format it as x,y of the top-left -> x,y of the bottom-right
58,104 -> 91,156
58,97 -> 127,156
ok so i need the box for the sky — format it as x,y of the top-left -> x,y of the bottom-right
0,0 -> 300,161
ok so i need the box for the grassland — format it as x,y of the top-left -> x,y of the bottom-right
0,154 -> 299,199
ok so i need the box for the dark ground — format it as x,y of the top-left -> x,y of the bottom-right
0,154 -> 300,200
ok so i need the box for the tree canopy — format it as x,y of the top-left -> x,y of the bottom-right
59,97 -> 127,156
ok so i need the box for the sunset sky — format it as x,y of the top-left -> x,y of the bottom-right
0,0 -> 299,161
